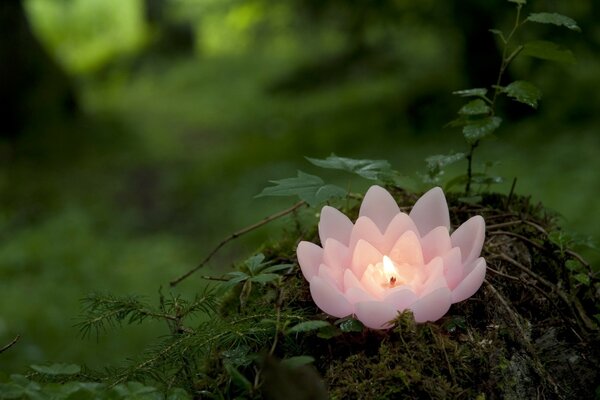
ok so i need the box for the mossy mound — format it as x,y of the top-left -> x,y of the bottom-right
217,189 -> 599,399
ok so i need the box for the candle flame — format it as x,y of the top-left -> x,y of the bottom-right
382,256 -> 397,281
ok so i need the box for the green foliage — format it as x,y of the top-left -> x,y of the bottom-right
0,375 -> 191,400
421,152 -> 466,184
29,364 -> 81,376
458,99 -> 491,116
306,154 -> 395,181
522,40 -> 576,64
286,320 -> 331,334
501,81 -> 542,108
256,171 -> 347,206
452,88 -> 489,99
526,13 -> 581,32
462,117 -> 502,144
280,356 -> 315,368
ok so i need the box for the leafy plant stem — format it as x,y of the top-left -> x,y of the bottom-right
467,3 -> 522,194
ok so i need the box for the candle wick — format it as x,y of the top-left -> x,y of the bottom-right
390,276 -> 396,285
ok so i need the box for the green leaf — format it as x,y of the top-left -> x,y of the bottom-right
565,260 -> 581,272
0,383 -> 24,399
245,253 -> 266,274
316,324 -> 342,339
168,388 -> 193,400
462,117 -> 502,144
452,88 -> 488,98
306,154 -> 393,181
526,12 -> 581,32
522,40 -> 576,64
501,81 -> 542,108
472,175 -> 504,185
489,29 -> 506,41
287,320 -> 331,334
574,273 -> 590,286
224,362 -> 253,392
249,273 -> 280,284
425,153 -> 465,169
261,264 -> 293,274
338,318 -> 364,333
508,0 -> 526,4
458,99 -> 491,115
30,363 -> 81,376
225,271 -> 250,286
280,356 -> 315,369
256,171 -> 347,206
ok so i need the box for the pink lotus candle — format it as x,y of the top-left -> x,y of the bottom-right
296,186 -> 486,329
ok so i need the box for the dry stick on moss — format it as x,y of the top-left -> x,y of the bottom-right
170,200 -> 307,287
484,280 -> 562,396
488,254 -> 584,341
498,253 -> 597,332
0,335 -> 20,355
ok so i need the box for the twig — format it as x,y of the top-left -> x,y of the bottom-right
505,177 -> 517,209
170,201 -> 307,287
498,253 -> 597,332
0,335 -> 20,355
488,230 -> 544,250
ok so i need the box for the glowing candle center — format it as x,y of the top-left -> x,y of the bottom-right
382,256 -> 399,287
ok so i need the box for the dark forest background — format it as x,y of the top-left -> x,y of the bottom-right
1,0 -> 598,372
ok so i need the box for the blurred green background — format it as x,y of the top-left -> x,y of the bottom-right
0,0 -> 598,372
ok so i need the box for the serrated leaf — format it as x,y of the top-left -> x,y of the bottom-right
502,81 -> 542,108
256,171 -> 346,206
287,320 -> 331,334
338,318 -> 364,332
522,40 -> 576,64
30,364 -> 81,376
280,356 -> 315,369
462,117 -> 502,144
425,153 -> 465,172
306,154 -> 393,181
526,12 -> 581,32
452,88 -> 488,98
458,99 -> 491,115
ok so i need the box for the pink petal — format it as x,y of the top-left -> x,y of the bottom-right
451,215 -> 485,265
420,226 -> 452,263
360,265 -> 385,299
343,269 -> 365,291
355,300 -> 398,329
410,287 -> 452,323
322,239 -> 349,271
451,257 -> 486,303
383,286 -> 417,311
442,247 -> 463,290
351,239 -> 384,278
359,185 -> 400,232
318,264 -> 343,291
309,276 -> 353,318
346,286 -> 377,304
420,257 -> 447,296
349,217 -> 384,254
389,231 -> 424,266
319,206 -> 354,246
382,213 -> 419,253
296,241 -> 323,281
409,187 -> 450,236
